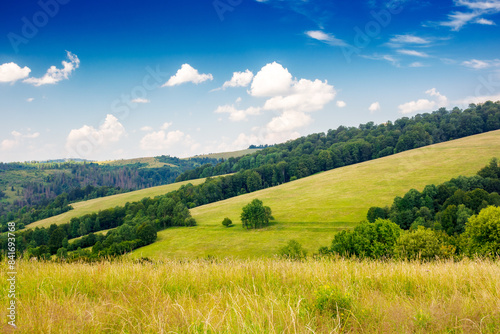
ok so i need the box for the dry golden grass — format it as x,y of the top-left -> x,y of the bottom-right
1,258 -> 499,333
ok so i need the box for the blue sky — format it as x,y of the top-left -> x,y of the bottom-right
1,0 -> 500,162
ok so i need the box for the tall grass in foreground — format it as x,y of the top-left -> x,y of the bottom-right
1,258 -> 499,333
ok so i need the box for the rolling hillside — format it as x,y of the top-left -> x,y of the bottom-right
28,177 -> 207,229
131,130 -> 500,259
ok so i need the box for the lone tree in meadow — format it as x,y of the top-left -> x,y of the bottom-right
241,199 -> 273,229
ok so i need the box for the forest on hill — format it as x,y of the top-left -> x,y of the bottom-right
177,102 -> 500,185
0,156 -> 217,229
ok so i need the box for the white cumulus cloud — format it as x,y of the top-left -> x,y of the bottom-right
336,100 -> 346,108
369,102 -> 380,113
0,62 -> 31,83
249,62 -> 293,97
140,129 -> 199,154
398,88 -> 448,114
162,64 -> 213,87
215,104 -> 261,122
1,130 -> 40,151
24,51 -> 80,86
222,70 -> 254,89
65,114 -> 125,157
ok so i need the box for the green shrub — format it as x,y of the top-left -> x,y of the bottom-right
315,285 -> 353,319
328,219 -> 401,259
222,217 -> 233,227
278,240 -> 307,260
463,206 -> 500,257
395,227 -> 455,260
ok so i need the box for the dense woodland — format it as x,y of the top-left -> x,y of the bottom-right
177,102 -> 500,184
0,156 -> 217,230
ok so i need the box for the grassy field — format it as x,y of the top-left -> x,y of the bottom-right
132,130 -> 500,259
1,258 -> 499,333
29,178 -> 207,229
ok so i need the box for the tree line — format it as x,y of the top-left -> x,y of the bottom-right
0,156 -> 218,231
177,102 -> 500,186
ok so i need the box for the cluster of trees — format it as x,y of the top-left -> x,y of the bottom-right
241,199 -> 273,229
176,103 -> 500,187
0,157 -> 217,231
321,160 -> 500,260
0,196 -> 195,260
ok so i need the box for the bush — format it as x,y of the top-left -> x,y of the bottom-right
222,217 -> 233,227
278,240 -> 307,260
328,219 -> 401,259
395,227 -> 455,260
463,206 -> 500,257
315,285 -> 353,319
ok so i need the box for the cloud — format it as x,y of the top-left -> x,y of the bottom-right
162,64 -> 213,87
215,61 -> 336,152
389,34 -> 431,45
65,114 -> 125,157
336,100 -> 346,108
1,130 -> 40,151
398,88 -> 448,114
140,129 -> 199,153
0,62 -> 31,83
475,17 -> 496,24
369,102 -> 380,113
160,122 -> 172,130
461,58 -> 500,69
456,93 -> 500,105
266,110 -> 312,133
262,78 -> 336,113
215,104 -> 261,121
222,70 -> 254,89
140,126 -> 153,131
361,54 -> 400,67
305,30 -> 347,46
439,0 -> 500,30
409,62 -> 425,67
249,62 -> 293,97
131,98 -> 150,103
23,51 -> 80,86
27,97 -> 34,102
397,49 -> 430,57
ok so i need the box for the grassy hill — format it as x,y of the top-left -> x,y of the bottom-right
131,130 -> 500,259
28,178 -> 207,229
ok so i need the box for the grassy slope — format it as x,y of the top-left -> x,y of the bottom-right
29,178 -> 207,229
132,130 -> 500,259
